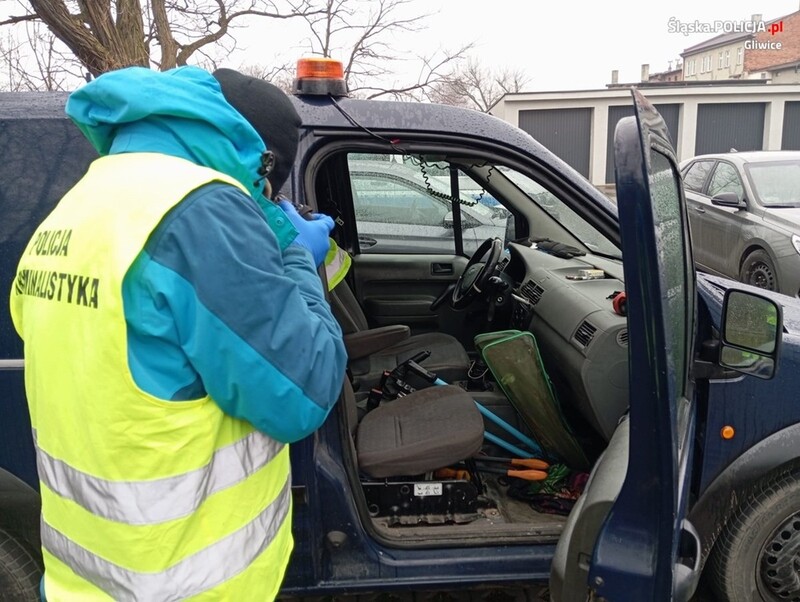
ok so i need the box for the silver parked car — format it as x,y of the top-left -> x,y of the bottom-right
348,158 -> 510,254
681,151 -> 800,296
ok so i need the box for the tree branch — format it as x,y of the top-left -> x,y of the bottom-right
0,13 -> 38,26
174,1 -> 324,65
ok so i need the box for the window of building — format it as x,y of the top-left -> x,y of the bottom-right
703,55 -> 712,73
718,52 -> 723,69
686,59 -> 696,76
724,50 -> 730,68
737,47 -> 743,65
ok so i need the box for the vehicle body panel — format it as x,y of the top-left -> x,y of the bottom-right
693,274 -> 800,487
0,94 -> 95,491
690,422 -> 800,562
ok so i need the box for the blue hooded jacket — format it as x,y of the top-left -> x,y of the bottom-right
66,67 -> 346,443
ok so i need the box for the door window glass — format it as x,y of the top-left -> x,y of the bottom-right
651,150 -> 691,391
351,173 -> 448,226
348,154 -> 503,255
708,163 -> 744,201
682,160 -> 714,193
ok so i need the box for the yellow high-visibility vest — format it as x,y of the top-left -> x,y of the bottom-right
10,153 -> 293,601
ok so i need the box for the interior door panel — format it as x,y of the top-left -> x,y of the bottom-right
351,253 -> 469,340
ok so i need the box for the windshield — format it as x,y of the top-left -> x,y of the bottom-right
745,160 -> 800,207
503,169 -> 621,259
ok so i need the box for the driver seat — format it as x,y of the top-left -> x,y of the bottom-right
329,280 -> 470,388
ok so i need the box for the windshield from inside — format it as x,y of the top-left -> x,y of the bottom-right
745,160 -> 800,207
501,168 -> 621,259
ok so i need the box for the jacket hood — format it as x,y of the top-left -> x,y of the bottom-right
66,66 -> 266,198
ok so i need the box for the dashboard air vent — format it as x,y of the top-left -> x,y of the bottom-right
575,321 -> 597,347
616,329 -> 629,347
520,280 -> 544,305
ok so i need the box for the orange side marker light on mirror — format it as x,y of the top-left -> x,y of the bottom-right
721,426 -> 735,440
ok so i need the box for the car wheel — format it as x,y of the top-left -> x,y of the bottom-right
708,465 -> 800,601
0,528 -> 42,602
740,250 -> 779,291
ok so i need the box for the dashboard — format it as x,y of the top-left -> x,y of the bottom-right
503,241 -> 630,441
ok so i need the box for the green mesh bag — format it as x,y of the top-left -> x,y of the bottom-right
475,330 -> 589,470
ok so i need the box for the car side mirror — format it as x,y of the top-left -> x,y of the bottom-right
719,290 -> 782,379
443,212 -> 454,229
710,192 -> 746,209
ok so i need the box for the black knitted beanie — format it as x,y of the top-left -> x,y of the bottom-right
213,68 -> 301,196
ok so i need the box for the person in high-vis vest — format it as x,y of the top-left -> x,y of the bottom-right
9,66 -> 347,601
210,69 -> 353,295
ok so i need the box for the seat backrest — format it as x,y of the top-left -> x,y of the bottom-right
356,385 -> 485,478
341,378 -> 360,438
330,280 -> 369,335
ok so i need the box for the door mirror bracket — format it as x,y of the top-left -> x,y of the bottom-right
692,357 -> 738,380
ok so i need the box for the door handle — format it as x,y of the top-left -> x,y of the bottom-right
694,206 -> 706,214
431,263 -> 453,275
358,235 -> 377,249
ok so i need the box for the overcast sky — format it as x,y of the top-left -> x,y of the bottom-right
230,0 -> 800,92
1,0 -> 797,92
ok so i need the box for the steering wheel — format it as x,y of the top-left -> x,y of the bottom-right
450,237 -> 503,310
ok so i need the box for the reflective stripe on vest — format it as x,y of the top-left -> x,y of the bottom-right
42,481 -> 291,602
11,153 -> 293,599
324,239 -> 351,291
34,429 -> 283,525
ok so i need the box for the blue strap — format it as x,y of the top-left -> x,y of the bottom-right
432,377 -> 543,457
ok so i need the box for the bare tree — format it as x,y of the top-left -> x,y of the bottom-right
1,0 -> 475,99
357,44 -> 474,101
428,59 -> 529,112
0,19 -> 83,90
0,0 -> 322,78
239,61 -> 294,94
290,0 -> 471,99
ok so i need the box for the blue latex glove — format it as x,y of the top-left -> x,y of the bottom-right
279,200 -> 335,267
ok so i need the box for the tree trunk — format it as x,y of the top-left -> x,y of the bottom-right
29,0 -> 148,76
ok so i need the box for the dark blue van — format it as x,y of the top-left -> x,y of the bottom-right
1,78 -> 798,601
